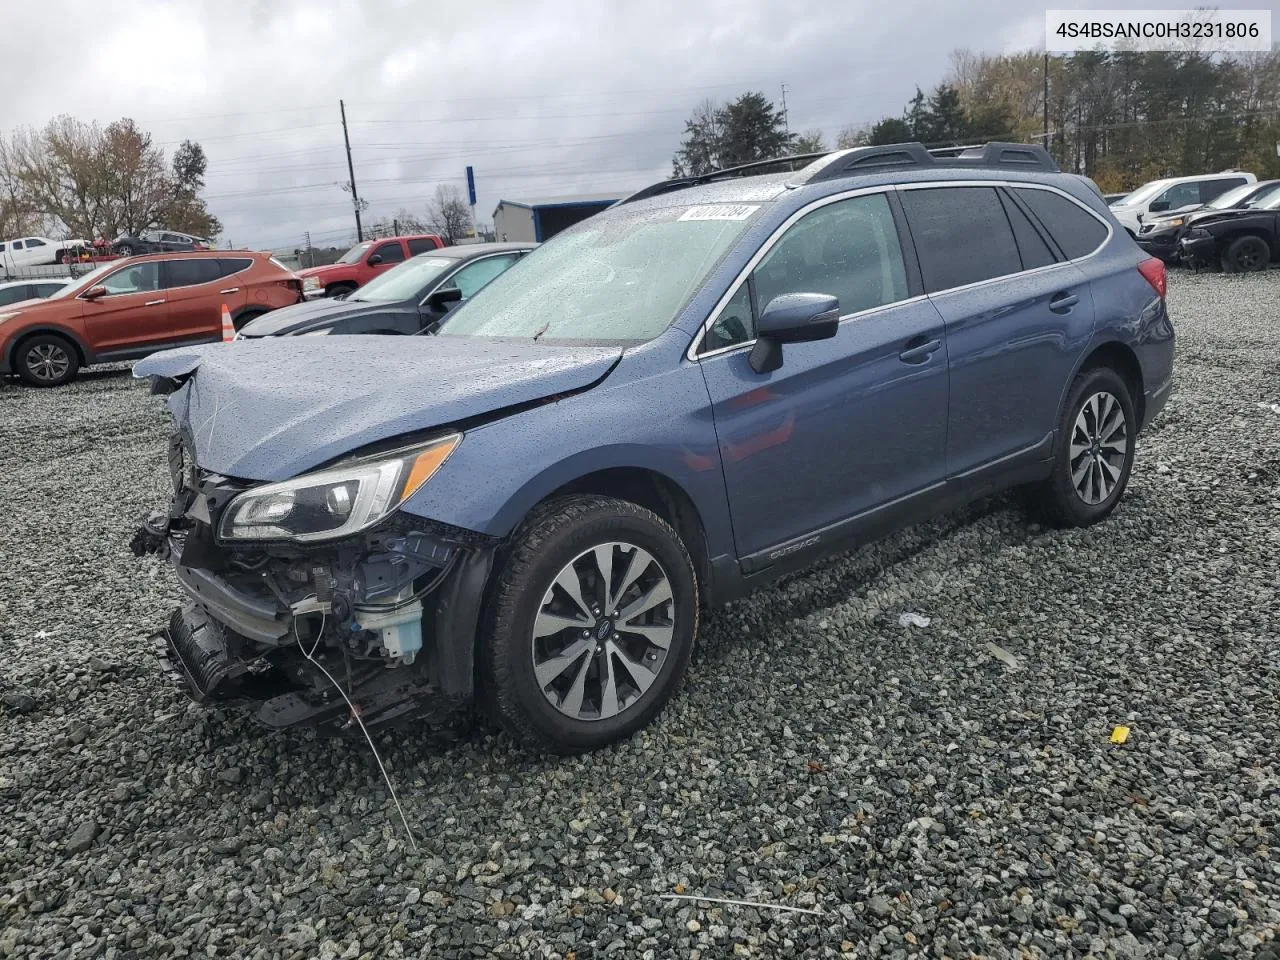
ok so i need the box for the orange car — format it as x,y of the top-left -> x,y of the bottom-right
0,251 -> 303,386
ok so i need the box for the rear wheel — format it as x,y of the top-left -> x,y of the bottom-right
114,243 -> 135,257
15,333 -> 80,387
480,495 -> 698,754
1222,235 -> 1269,273
1033,366 -> 1136,528
233,309 -> 265,331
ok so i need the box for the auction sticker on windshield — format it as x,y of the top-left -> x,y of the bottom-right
678,204 -> 760,222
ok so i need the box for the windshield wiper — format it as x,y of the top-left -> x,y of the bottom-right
531,320 -> 551,341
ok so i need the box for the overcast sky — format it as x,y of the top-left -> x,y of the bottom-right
4,0 -> 1272,251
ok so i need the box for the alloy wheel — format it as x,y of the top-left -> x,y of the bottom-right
1069,391 -> 1127,505
531,541 -> 675,722
26,343 -> 70,383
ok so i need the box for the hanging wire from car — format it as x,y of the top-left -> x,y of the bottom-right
292,610 -> 419,852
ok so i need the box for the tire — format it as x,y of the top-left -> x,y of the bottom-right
480,495 -> 698,754
1221,235 -> 1269,273
114,243 -> 134,257
1033,366 -> 1136,528
14,333 -> 81,387
325,283 -> 356,299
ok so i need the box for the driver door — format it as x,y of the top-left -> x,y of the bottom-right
80,261 -> 171,355
696,191 -> 949,566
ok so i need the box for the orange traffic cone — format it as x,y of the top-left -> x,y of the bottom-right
221,304 -> 235,342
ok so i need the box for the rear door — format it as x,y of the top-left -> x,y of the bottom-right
898,184 -> 1097,477
161,258 -> 226,342
79,260 -> 169,354
697,190 -> 949,563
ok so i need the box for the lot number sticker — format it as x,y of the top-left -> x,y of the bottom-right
678,204 -> 760,221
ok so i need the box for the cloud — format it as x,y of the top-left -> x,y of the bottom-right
3,0 -> 1156,249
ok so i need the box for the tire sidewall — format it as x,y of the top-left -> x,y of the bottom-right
1049,367 -> 1136,525
15,334 -> 80,387
486,499 -> 697,752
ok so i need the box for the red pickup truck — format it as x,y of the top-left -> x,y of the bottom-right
298,234 -> 445,298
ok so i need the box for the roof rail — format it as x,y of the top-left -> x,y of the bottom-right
618,152 -> 827,205
618,142 -> 1059,206
802,141 -> 1059,183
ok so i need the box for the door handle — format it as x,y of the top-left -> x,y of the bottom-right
144,299 -> 166,306
1049,291 -> 1079,313
219,287 -> 240,294
899,337 -> 941,364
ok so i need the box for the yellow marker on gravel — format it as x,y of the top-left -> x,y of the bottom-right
1110,726 -> 1130,744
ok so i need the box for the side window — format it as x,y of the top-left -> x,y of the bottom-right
755,193 -> 908,316
26,238 -> 45,248
442,255 -> 519,299
0,286 -> 32,306
699,193 -> 909,354
1154,182 -> 1200,209
700,283 -> 753,353
216,257 -> 253,279
1201,178 -> 1245,203
161,233 -> 184,243
998,190 -> 1056,270
900,186 -> 1021,292
1016,189 -> 1109,260
406,237 -> 439,256
0,243 -> 6,251
35,283 -> 64,297
10,240 -> 22,250
372,242 -> 405,264
163,258 -> 221,288
100,261 -> 161,295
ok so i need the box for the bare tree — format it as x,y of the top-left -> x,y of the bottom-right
425,184 -> 473,245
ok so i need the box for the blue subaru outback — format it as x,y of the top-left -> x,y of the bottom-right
133,142 -> 1174,753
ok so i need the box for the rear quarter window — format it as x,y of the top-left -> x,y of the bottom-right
1015,189 -> 1109,260
218,258 -> 254,278
407,237 -> 440,256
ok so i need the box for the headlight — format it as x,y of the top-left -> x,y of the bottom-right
1168,218 -> 1185,228
218,434 -> 460,542
299,328 -> 331,336
303,276 -> 322,290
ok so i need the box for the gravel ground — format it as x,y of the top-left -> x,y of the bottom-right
1,271 -> 1278,960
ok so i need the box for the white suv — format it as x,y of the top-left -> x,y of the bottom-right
1111,172 -> 1256,236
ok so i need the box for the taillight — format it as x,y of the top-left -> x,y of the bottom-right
1137,257 -> 1166,299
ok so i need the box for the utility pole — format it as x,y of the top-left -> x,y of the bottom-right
340,99 -> 363,242
780,82 -> 790,136
304,230 -> 314,268
1043,52 -> 1050,147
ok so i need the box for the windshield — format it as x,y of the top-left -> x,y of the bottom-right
1205,183 -> 1255,210
438,204 -> 758,343
48,262 -> 118,298
1261,190 -> 1280,211
1114,179 -> 1172,207
351,256 -> 455,302
337,241 -> 372,265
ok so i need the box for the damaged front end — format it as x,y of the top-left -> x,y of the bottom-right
133,429 -> 495,734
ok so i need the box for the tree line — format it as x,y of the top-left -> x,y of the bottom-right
676,50 -> 1280,193
0,116 -> 221,243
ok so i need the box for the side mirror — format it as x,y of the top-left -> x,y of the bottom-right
749,292 -> 840,374
1148,199 -> 1171,213
367,254 -> 383,266
425,286 -> 464,312
84,285 -> 107,300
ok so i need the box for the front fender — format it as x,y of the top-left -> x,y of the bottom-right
397,357 -> 735,561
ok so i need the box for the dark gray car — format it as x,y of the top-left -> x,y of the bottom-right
237,243 -> 534,338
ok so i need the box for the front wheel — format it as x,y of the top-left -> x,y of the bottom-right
1033,366 -> 1136,528
114,243 -> 134,257
1222,235 -> 1269,273
15,333 -> 80,387
480,495 -> 698,754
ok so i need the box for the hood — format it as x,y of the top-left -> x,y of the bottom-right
297,263 -> 349,279
134,336 -> 622,481
1184,207 -> 1273,228
237,297 -> 387,337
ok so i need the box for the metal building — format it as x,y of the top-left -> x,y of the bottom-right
492,194 -> 620,243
